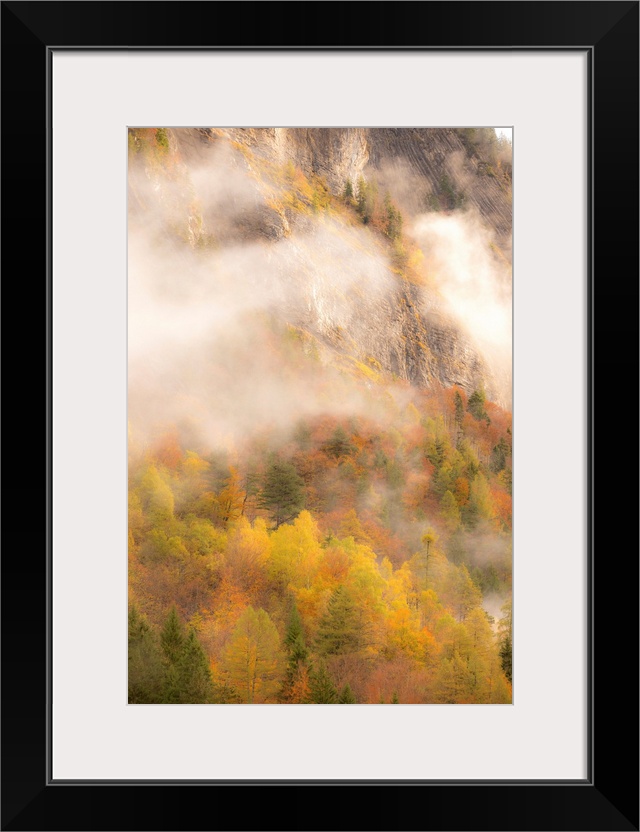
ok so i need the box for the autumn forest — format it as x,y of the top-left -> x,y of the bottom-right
128,127 -> 513,704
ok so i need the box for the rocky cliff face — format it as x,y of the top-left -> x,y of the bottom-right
367,128 -> 512,248
235,128 -> 371,194
130,127 -> 511,404
173,127 -> 511,243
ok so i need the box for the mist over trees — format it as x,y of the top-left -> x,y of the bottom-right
129,384 -> 512,704
128,127 -> 512,704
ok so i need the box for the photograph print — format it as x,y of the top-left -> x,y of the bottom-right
127,127 -> 513,705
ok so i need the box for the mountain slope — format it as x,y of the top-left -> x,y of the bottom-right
128,126 -> 512,409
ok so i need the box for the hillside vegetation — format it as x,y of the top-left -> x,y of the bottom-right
128,127 -> 513,704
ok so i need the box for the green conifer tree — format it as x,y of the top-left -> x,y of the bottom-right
160,605 -> 185,665
454,390 -> 465,426
280,603 -> 309,702
174,629 -> 215,703
316,585 -> 363,656
356,176 -> 368,218
499,600 -> 513,684
467,389 -> 490,423
454,389 -> 465,446
383,192 -> 403,240
284,602 -> 305,653
128,605 -> 164,703
338,683 -> 357,703
163,662 -> 181,704
490,436 -> 510,473
309,662 -> 338,703
355,176 -> 376,224
259,459 -> 305,528
499,631 -> 512,685
323,426 -> 354,460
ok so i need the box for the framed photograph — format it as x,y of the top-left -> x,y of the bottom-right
2,2 -> 637,830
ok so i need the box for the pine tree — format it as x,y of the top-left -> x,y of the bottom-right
128,605 -> 164,703
454,390 -> 465,426
356,176 -> 368,219
309,662 -> 338,703
338,683 -> 357,703
159,606 -> 215,703
259,459 -> 305,528
163,662 -> 181,704
454,389 -> 465,447
499,631 -> 512,684
391,691 -> 400,704
498,467 -> 512,495
490,436 -> 510,474
355,176 -> 376,224
280,603 -> 309,702
323,426 -> 354,460
284,602 -> 306,653
316,585 -> 363,656
383,192 -> 403,240
343,178 -> 354,201
174,629 -> 215,703
467,389 -> 490,423
160,605 -> 185,665
498,600 -> 513,684
426,437 -> 447,469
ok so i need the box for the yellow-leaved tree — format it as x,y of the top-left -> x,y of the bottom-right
221,606 -> 283,703
225,518 -> 271,595
215,466 -> 246,527
269,510 -> 322,590
139,465 -> 174,524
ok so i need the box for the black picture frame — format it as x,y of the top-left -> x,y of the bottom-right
2,2 -> 638,830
